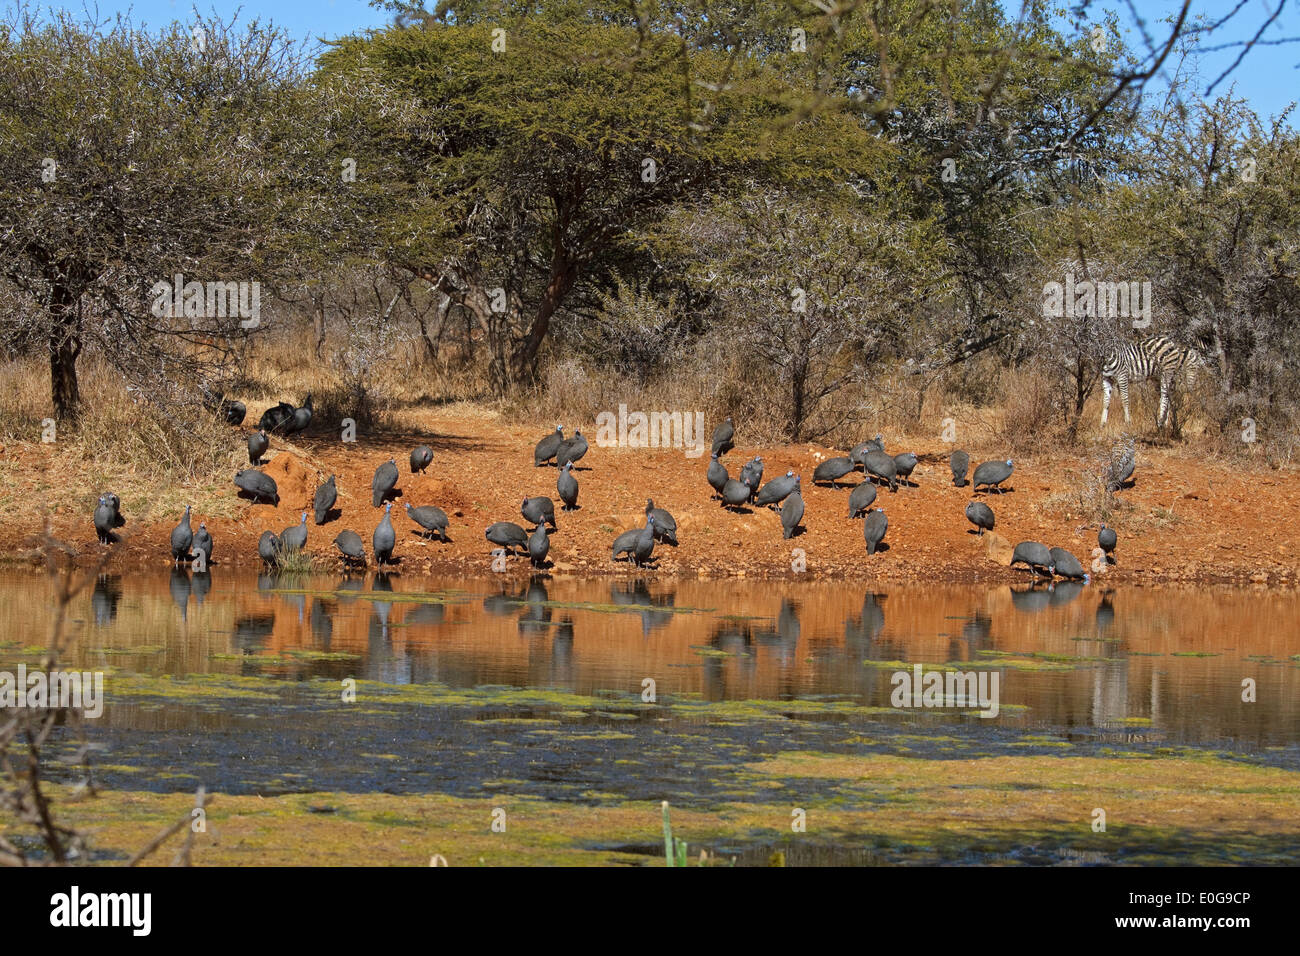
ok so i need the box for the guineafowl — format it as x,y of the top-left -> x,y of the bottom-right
372,459 -> 399,507
1010,541 -> 1053,575
280,513 -> 308,553
1098,524 -> 1117,562
646,499 -> 678,545
632,516 -> 656,568
521,496 -> 557,531
863,450 -> 898,492
1049,547 -> 1089,582
850,435 -> 884,466
528,523 -> 550,568
93,496 -> 115,544
247,430 -> 269,465
847,481 -> 877,518
863,508 -> 888,555
333,529 -> 365,566
102,492 -> 125,527
170,506 -> 193,564
965,501 -> 994,536
410,445 -> 434,474
813,456 -> 854,488
258,401 -> 296,434
258,531 -> 280,567
950,450 -> 970,487
1107,447 -> 1136,491
611,527 -> 641,562
288,394 -> 313,435
755,471 -> 798,508
556,430 -> 588,469
780,481 -> 804,539
739,457 -> 764,501
222,399 -> 246,426
234,470 -> 279,505
720,478 -> 751,510
486,521 -> 529,555
711,417 -> 735,457
534,426 -> 564,466
972,459 -> 1014,494
558,461 -> 579,511
313,475 -> 337,525
193,522 -> 213,566
373,503 -> 396,566
707,453 -> 728,498
893,452 -> 918,484
405,503 -> 449,541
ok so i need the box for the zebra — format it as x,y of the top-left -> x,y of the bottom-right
1101,335 -> 1206,428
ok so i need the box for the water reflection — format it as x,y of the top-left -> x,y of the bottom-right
2,571 -> 1297,750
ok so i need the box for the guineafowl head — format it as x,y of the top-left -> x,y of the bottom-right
300,512 -> 307,524
555,424 -> 562,432
786,470 -> 794,477
1005,459 -> 1014,466
403,502 -> 412,512
385,502 -> 392,512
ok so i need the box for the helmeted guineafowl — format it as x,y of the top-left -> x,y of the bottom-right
755,471 -> 798,508
611,527 -> 641,562
410,445 -> 433,474
528,523 -> 550,568
711,417 -> 735,457
1010,541 -> 1053,575
847,481 -> 877,518
1107,448 -> 1136,491
534,426 -> 564,466
813,456 -> 854,488
93,496 -> 115,544
222,399 -> 246,426
863,508 -> 888,555
965,501 -> 994,536
972,459 -> 1014,494
646,499 -> 678,545
863,450 -> 898,492
333,529 -> 365,566
234,469 -> 279,505
102,492 -> 125,527
950,450 -> 969,487
707,453 -> 728,498
313,475 -> 337,525
405,503 -> 449,541
288,394 -> 313,435
739,456 -> 764,502
372,459 -> 399,507
781,481 -> 804,539
851,435 -> 884,467
632,516 -> 656,567
1049,547 -> 1089,582
193,522 -> 213,566
258,401 -> 296,434
258,531 -> 280,567
556,430 -> 588,469
373,503 -> 396,566
558,461 -> 579,511
248,430 -> 269,465
1098,524 -> 1117,562
720,478 -> 750,510
521,496 -> 557,531
170,506 -> 193,564
486,521 -> 529,555
893,452 -> 918,484
280,513 -> 308,553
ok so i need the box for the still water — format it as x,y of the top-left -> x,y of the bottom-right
4,569 -> 1298,755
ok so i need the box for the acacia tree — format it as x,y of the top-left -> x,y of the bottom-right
0,11 -> 314,422
669,189 -> 945,441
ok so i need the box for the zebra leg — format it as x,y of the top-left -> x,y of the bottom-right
1157,375 -> 1170,428
1119,377 -> 1131,423
1101,377 -> 1112,425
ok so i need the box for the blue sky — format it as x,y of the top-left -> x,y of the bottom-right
10,0 -> 1300,124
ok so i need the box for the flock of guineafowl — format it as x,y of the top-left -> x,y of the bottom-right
92,400 -> 1129,580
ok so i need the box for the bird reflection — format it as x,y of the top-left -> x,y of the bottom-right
91,574 -> 122,627
169,568 -> 191,620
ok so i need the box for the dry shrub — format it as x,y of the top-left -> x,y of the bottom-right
990,367 -> 1076,453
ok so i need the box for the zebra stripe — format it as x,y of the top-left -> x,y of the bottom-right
1101,335 -> 1204,428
